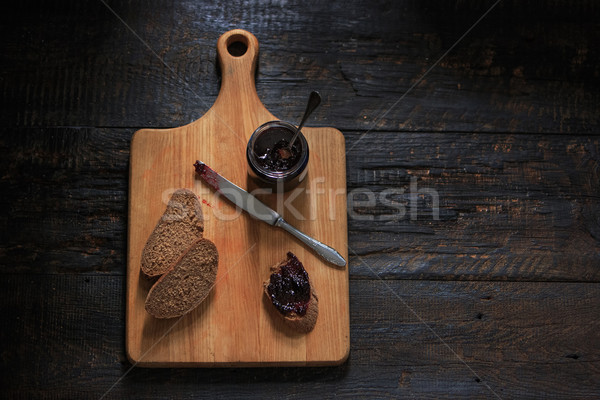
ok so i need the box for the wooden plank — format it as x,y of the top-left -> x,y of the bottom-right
1,2 -> 598,398
0,127 -> 130,273
345,131 -> 600,281
1,128 -> 599,281
2,275 -> 599,398
1,1 -> 598,133
126,30 -> 349,366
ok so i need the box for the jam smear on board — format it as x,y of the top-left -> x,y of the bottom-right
201,199 -> 212,208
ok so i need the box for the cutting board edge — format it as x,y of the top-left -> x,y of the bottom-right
125,126 -> 351,366
126,348 -> 350,368
126,29 -> 350,367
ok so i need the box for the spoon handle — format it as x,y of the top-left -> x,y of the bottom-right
289,91 -> 321,147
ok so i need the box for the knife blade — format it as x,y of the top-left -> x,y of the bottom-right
194,160 -> 346,267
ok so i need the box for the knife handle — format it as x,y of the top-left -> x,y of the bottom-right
275,218 -> 347,267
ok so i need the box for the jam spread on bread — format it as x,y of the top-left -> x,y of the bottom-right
267,252 -> 311,316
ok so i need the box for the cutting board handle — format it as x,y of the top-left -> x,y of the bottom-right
213,29 -> 265,115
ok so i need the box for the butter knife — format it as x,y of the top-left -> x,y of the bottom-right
194,161 -> 346,267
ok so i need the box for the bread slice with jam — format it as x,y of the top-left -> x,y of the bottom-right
264,252 -> 318,333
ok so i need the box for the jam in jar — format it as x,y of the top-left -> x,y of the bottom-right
246,120 -> 309,192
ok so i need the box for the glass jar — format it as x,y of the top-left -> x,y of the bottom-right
246,120 -> 309,192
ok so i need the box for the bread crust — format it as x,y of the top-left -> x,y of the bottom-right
145,237 -> 218,319
141,189 -> 204,277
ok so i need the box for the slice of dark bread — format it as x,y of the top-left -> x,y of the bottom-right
264,252 -> 318,333
141,188 -> 204,277
145,238 -> 219,319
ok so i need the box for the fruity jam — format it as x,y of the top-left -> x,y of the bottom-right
247,120 -> 309,192
267,252 -> 311,316
255,135 -> 302,172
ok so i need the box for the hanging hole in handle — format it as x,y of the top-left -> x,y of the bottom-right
226,34 -> 248,57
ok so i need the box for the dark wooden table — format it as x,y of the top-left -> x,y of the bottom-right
1,1 -> 599,398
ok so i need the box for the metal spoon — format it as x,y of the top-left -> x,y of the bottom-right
285,91 -> 321,153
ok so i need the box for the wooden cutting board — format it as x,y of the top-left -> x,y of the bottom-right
126,29 -> 349,367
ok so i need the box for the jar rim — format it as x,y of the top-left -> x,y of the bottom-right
246,120 -> 309,180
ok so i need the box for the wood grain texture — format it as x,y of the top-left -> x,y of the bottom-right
0,127 -> 130,273
1,0 -> 598,133
2,128 -> 597,281
1,0 -> 599,397
126,30 -> 349,366
346,132 -> 600,281
2,275 -> 598,398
